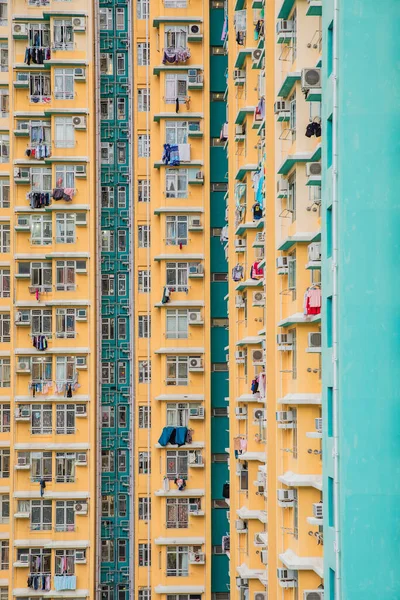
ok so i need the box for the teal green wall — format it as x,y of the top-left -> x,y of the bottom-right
322,2 -> 400,598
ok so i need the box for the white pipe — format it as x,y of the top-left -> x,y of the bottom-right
331,0 -> 341,595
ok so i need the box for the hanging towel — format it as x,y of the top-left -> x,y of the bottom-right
158,426 -> 175,447
178,143 -> 190,162
175,426 -> 188,447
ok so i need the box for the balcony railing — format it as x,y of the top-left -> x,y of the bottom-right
162,46 -> 190,65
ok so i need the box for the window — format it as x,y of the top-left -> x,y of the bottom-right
117,53 -> 126,76
55,549 -> 75,574
116,8 -> 125,30
166,546 -> 189,577
0,404 -> 9,432
0,43 -> 7,73
138,360 -> 151,383
119,495 -> 127,517
138,134 -> 150,158
56,213 -> 76,244
56,308 -> 76,338
102,362 -> 115,384
138,405 -> 151,428
211,318 -> 229,327
166,356 -> 189,386
55,452 -> 75,483
138,498 -> 151,520
292,8 -> 297,61
211,182 -> 228,192
212,407 -> 228,417
102,318 -> 115,341
0,314 -> 9,342
102,540 -> 115,562
30,121 -> 51,150
31,499 -> 52,531
29,261 -> 52,291
56,356 -> 77,384
289,93 -> 296,140
290,328 -> 297,380
211,46 -> 225,55
101,99 -> 113,121
166,310 -> 188,339
31,404 -> 52,434
166,450 -> 189,479
17,547 -> 50,573
31,167 -> 52,193
138,589 -> 151,600
166,262 -> 188,291
0,359 -> 9,386
165,26 -> 187,50
118,317 -> 127,340
56,260 -> 76,291
210,92 -> 224,102
164,0 -> 187,6
101,186 -> 114,207
0,179 -> 9,207
166,121 -> 189,145
0,270 -> 9,298
102,450 -> 114,472
138,544 -> 151,567
102,274 -> 115,296
288,250 -> 296,292
0,1 -> 6,25
31,356 -> 52,383
102,406 -> 115,428
138,225 -> 150,248
166,498 -> 189,529
166,403 -> 190,427
118,540 -> 127,562
118,229 -> 126,250
138,451 -> 151,474
56,403 -> 75,434
99,8 -> 112,29
101,496 -> 114,517
165,74 -> 188,104
211,272 -> 228,282
0,542 -> 8,569
101,230 -> 115,252
31,215 -> 52,246
0,450 -> 8,478
136,0 -> 149,18
0,90 -> 8,118
31,309 -> 52,336
53,19 -> 73,50
55,117 -> 74,148
166,216 -> 188,246
55,500 -> 75,531
138,179 -> 150,202
0,494 -> 8,523
117,98 -> 126,120
138,315 -> 151,338
101,143 -> 114,164
30,73 -> 51,101
138,88 -> 150,111
166,169 -> 188,198
138,270 -> 151,292
212,453 -> 228,463
118,406 -> 127,428
137,43 -> 150,66
0,134 -> 8,163
54,68 -> 74,100
212,363 -> 228,372
100,54 -> 113,76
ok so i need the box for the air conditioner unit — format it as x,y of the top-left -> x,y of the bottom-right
17,358 -> 31,373
234,69 -> 246,80
74,68 -> 86,81
304,591 -> 324,600
18,456 -> 28,467
301,68 -> 322,90
75,551 -> 86,563
188,68 -> 198,83
276,410 -> 294,423
19,554 -> 29,564
253,408 -> 265,421
189,216 -> 202,229
252,49 -> 263,62
76,453 -> 87,465
188,310 -> 202,324
308,242 -> 321,262
235,519 -> 246,531
189,263 -> 203,275
189,406 -> 204,418
306,162 -> 322,178
189,357 -> 203,371
308,332 -> 322,348
18,122 -> 30,132
260,550 -> 268,565
13,23 -> 28,36
76,356 -> 87,368
76,308 -> 87,321
274,100 -> 289,113
276,256 -> 288,269
75,165 -> 87,176
235,350 -> 245,363
253,291 -> 265,306
312,502 -> 323,519
252,349 -> 264,366
276,20 -> 293,35
315,418 -> 322,432
277,178 -> 288,197
189,24 -> 201,35
19,407 -> 31,418
72,17 -> 86,31
189,503 -> 199,513
75,404 -> 87,416
277,568 -> 296,581
277,333 -> 293,345
254,593 -> 267,600
195,170 -> 203,179
72,116 -> 86,130
235,294 -> 245,308
235,124 -> 245,136
235,238 -> 246,250
74,502 -> 88,515
277,489 -> 295,502
235,407 -> 247,417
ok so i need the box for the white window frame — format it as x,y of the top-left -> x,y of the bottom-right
138,405 -> 151,428
166,545 -> 189,577
165,26 -> 188,50
0,224 -> 9,253
55,212 -> 76,244
0,89 -> 9,117
0,179 -> 9,208
138,134 -> 150,158
0,450 -> 9,477
30,215 -> 52,246
137,43 -> 150,66
136,0 -> 149,19
31,404 -> 52,435
101,143 -> 114,164
56,355 -> 77,385
166,355 -> 189,386
99,7 -> 113,29
0,43 -> 7,73
166,309 -> 188,340
0,270 -> 9,298
166,215 -> 188,246
54,68 -> 74,100
54,117 -> 74,148
102,362 -> 115,384
0,314 -> 10,344
0,404 -> 10,433
53,19 -> 73,51
138,179 -> 150,202
31,167 -> 52,193
166,262 -> 188,291
55,500 -> 75,531
0,134 -> 8,163
138,315 -> 151,338
165,120 -> 188,145
138,270 -> 151,293
166,169 -> 188,198
166,497 -> 189,529
138,361 -> 151,383
138,88 -> 150,112
56,260 -> 76,291
166,402 -> 189,426
30,499 -> 52,531
0,495 -> 8,524
138,225 -> 150,248
56,403 -> 75,434
165,73 -> 188,104
31,309 -> 52,336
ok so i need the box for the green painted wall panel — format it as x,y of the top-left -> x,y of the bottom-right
211,417 -> 229,453
211,372 -> 229,407
210,102 -> 227,137
210,281 -> 228,317
211,327 -> 228,362
211,237 -> 227,272
210,8 -> 224,47
210,147 -> 228,182
210,192 -> 227,226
